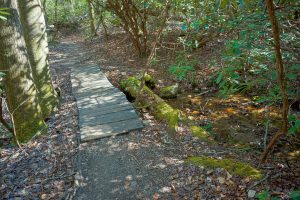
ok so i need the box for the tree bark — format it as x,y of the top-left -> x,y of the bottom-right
0,0 -> 47,143
18,0 -> 58,118
41,0 -> 48,25
261,0 -> 289,162
87,0 -> 97,36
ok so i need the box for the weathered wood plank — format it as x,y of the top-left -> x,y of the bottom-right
74,88 -> 123,99
76,96 -> 129,108
71,64 -> 143,142
80,119 -> 144,141
79,109 -> 139,126
79,102 -> 133,115
77,101 -> 131,111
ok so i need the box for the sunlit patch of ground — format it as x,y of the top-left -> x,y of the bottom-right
168,93 -> 282,146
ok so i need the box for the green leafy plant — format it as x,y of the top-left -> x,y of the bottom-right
257,189 -> 300,200
169,65 -> 194,81
168,53 -> 195,81
290,190 -> 300,200
288,115 -> 300,135
0,8 -> 9,21
257,190 -> 279,200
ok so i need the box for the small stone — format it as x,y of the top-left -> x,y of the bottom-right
218,177 -> 225,184
206,177 -> 212,182
248,190 -> 256,198
159,186 -> 171,193
158,84 -> 179,99
121,72 -> 127,76
125,175 -> 133,181
40,194 -> 48,199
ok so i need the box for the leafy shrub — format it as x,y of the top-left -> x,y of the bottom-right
168,53 -> 195,81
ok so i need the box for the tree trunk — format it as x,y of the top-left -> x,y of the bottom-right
87,0 -> 97,36
18,0 -> 58,118
261,0 -> 289,162
0,0 -> 47,143
41,0 -> 48,25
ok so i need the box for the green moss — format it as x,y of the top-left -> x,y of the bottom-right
159,84 -> 179,99
120,77 -> 141,97
190,126 -> 214,142
144,74 -> 156,88
186,156 -> 262,180
39,83 -> 59,118
120,77 -> 180,135
155,101 -> 180,134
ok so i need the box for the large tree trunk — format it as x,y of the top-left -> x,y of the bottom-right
18,0 -> 58,118
87,0 -> 97,36
0,0 -> 47,143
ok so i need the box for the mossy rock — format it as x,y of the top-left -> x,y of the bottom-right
186,156 -> 262,180
158,84 -> 179,99
144,74 -> 156,89
190,126 -> 215,143
120,77 -> 180,136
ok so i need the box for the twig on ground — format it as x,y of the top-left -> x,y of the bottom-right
247,171 -> 271,191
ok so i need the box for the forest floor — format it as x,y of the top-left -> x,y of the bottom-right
0,29 -> 299,200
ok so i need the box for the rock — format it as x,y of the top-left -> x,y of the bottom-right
248,190 -> 256,198
206,177 -> 212,182
159,84 -> 179,99
159,186 -> 171,193
121,72 -> 127,76
218,177 -> 225,184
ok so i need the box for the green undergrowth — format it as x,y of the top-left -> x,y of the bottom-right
186,156 -> 262,180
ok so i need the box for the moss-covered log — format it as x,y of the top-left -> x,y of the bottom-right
186,156 -> 262,180
190,126 -> 214,143
120,77 -> 180,136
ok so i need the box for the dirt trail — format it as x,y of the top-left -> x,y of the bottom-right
49,36 -> 187,200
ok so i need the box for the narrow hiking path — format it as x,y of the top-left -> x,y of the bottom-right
49,36 -> 187,199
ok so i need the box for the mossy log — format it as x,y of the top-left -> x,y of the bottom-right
120,77 -> 215,142
190,126 -> 214,143
120,77 -> 180,136
186,156 -> 262,180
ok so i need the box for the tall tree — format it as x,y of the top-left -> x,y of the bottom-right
0,0 -> 47,143
87,0 -> 97,36
18,0 -> 58,118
